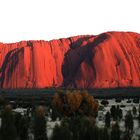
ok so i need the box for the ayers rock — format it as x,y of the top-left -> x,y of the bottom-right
0,31 -> 140,89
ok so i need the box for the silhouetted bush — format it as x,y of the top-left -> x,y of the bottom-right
120,104 -> 126,108
133,98 -> 139,104
98,105 -> 104,111
138,112 -> 140,126
132,106 -> 137,116
33,106 -> 48,140
116,105 -> 122,120
126,100 -> 131,103
101,100 -> 109,106
118,108 -> 122,120
111,122 -> 120,140
0,95 -> 5,107
110,105 -> 117,120
99,127 -> 109,140
105,112 -> 111,127
51,122 -> 72,140
19,115 -> 29,140
125,111 -> 133,133
51,116 -> 99,140
0,105 -> 17,140
51,108 -> 57,121
15,112 -> 22,137
115,99 -> 122,103
78,116 -> 98,140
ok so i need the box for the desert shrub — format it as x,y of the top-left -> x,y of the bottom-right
125,111 -> 133,133
133,98 -> 139,104
99,127 -> 109,140
111,122 -> 120,140
0,105 -> 17,140
63,116 -> 80,140
126,100 -> 131,103
105,112 -> 111,128
98,105 -> 104,111
14,112 -> 22,136
78,116 -> 98,140
51,122 -> 72,140
101,100 -> 109,106
110,105 -> 117,120
33,106 -> 48,140
19,115 -> 30,140
51,116 -> 98,140
132,106 -> 137,116
52,90 -> 99,117
138,112 -> 140,126
115,99 -> 122,103
51,108 -> 58,121
0,95 -> 5,107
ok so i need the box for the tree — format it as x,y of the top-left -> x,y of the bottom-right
33,106 -> 48,140
79,116 -> 98,140
122,131 -> 131,140
14,112 -> 22,137
19,115 -> 29,140
111,122 -> 120,140
101,100 -> 109,106
80,92 -> 99,117
51,108 -> 59,121
52,93 -> 64,115
110,105 -> 117,120
0,95 -> 5,107
51,122 -> 72,140
52,91 -> 99,117
118,108 -> 123,120
125,111 -> 133,133
137,114 -> 140,130
132,106 -> 137,116
66,91 -> 83,115
138,104 -> 140,114
99,127 -> 109,140
105,111 -> 111,128
0,105 -> 17,140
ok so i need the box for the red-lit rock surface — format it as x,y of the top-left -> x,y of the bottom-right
0,32 -> 140,88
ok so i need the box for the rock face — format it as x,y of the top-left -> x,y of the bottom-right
0,32 -> 140,89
